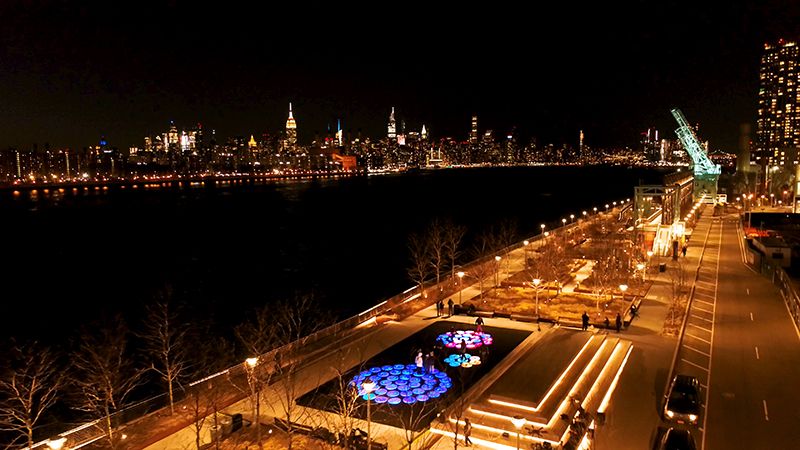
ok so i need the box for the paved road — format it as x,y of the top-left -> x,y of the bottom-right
703,215 -> 800,449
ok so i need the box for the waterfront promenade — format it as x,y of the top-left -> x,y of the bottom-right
41,201 -> 800,450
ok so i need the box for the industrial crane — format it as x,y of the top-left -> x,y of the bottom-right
671,108 -> 721,199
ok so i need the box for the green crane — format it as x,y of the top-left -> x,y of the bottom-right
671,108 -> 720,199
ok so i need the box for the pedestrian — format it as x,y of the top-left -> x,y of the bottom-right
581,311 -> 589,331
438,299 -> 445,317
682,244 -> 688,257
463,417 -> 473,446
435,300 -> 441,317
415,351 -> 424,373
475,316 -> 484,333
615,313 -> 622,333
448,298 -> 454,316
604,316 -> 610,329
425,351 -> 435,373
460,339 -> 467,356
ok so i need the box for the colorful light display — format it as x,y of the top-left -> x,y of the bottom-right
436,330 -> 493,349
350,364 -> 452,405
443,353 -> 482,368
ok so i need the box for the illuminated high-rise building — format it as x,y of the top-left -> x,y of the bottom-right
421,124 -> 428,141
336,119 -> 343,147
469,115 -> 479,144
166,121 -> 179,152
285,102 -> 297,151
755,39 -> 800,166
387,107 -> 397,139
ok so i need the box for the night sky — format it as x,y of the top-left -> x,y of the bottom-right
0,1 -> 798,151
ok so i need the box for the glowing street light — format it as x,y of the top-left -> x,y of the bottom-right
457,271 -> 465,305
46,438 -> 68,450
244,357 -> 262,449
619,284 -> 628,299
495,256 -> 502,287
511,416 -> 527,450
362,377 -> 377,450
532,278 -> 542,318
540,223 -> 546,238
593,206 -> 598,214
523,240 -> 530,267
636,262 -> 646,282
570,214 -> 575,223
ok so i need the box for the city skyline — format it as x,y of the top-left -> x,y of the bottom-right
1,1 -> 799,151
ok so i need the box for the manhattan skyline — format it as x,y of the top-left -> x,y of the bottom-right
0,1 -> 799,151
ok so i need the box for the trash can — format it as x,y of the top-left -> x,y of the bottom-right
659,263 -> 666,272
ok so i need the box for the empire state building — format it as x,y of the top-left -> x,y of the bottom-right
285,102 -> 297,151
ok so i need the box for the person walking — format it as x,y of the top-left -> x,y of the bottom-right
604,316 -> 610,329
475,316 -> 484,333
682,244 -> 688,257
435,300 -> 441,317
615,313 -> 622,333
463,417 -> 473,446
425,351 -> 435,373
581,311 -> 589,331
448,298 -> 454,316
415,351 -> 424,374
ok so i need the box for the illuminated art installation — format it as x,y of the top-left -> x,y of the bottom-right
351,364 -> 452,405
436,330 -> 493,349
443,353 -> 482,368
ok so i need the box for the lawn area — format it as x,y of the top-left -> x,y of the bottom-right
474,286 -> 631,324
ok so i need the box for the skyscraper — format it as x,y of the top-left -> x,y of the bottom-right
285,102 -> 297,151
387,107 -> 397,139
755,39 -> 800,167
469,115 -> 479,144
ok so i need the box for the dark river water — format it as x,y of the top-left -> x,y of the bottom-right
1,166 -> 667,342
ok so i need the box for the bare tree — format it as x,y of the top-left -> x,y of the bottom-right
140,297 -> 189,415
0,341 -> 64,450
313,344 -> 371,449
71,317 -> 145,449
408,232 -> 431,297
428,219 -> 447,287
669,260 -> 688,328
270,296 -> 332,450
469,230 -> 498,300
187,336 -> 236,450
235,306 -> 279,450
392,401 -> 438,450
443,220 -> 467,281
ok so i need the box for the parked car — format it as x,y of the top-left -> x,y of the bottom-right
657,427 -> 697,450
663,374 -> 701,425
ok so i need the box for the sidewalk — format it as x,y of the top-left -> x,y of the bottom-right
592,207 -> 714,450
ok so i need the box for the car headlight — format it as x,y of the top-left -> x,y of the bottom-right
689,414 -> 698,422
666,410 -> 674,418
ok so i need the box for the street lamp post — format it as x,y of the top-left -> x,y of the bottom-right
636,263 -> 645,282
619,284 -> 628,302
457,271 -> 465,305
570,214 -> 575,224
523,240 -> 529,267
362,377 -> 376,450
540,223 -> 546,239
532,278 -> 541,318
495,256 -> 502,287
245,357 -> 261,449
511,416 -> 526,450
